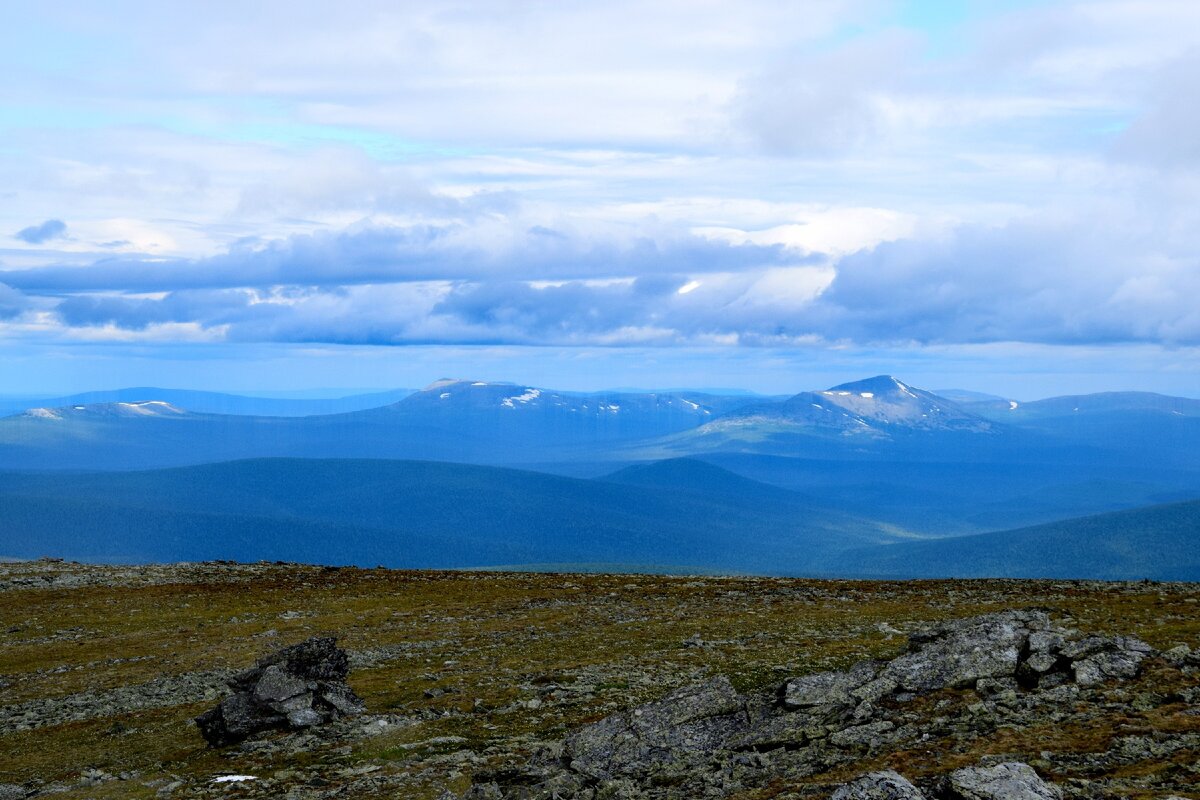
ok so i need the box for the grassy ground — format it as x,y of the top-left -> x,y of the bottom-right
1,560 -> 1198,798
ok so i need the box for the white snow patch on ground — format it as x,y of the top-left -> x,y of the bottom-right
860,392 -> 874,398
26,408 -> 60,419
472,382 -> 488,386
440,393 -> 451,399
501,388 -> 541,408
1009,401 -> 1019,410
213,775 -> 257,784
115,401 -> 181,415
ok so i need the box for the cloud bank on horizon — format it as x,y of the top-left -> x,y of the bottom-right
1,0 -> 1199,391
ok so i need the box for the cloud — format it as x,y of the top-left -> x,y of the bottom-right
39,263 -> 835,347
0,283 -> 30,319
14,219 -> 67,244
20,209 -> 1199,350
6,1 -> 1200,366
1113,49 -> 1200,168
55,289 -> 256,331
732,31 -> 919,156
2,222 -> 810,293
806,220 -> 1200,346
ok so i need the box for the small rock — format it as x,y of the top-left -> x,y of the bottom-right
976,677 -> 1019,699
832,770 -> 926,800
829,719 -> 896,750
1163,644 -> 1191,667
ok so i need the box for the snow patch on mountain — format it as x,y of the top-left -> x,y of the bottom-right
502,388 -> 541,408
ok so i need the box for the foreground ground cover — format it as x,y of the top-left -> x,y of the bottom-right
1,560 -> 1197,799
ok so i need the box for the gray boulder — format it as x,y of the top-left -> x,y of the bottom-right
831,770 -> 926,800
945,762 -> 1062,800
1063,635 -> 1152,687
882,611 -> 1048,692
563,676 -> 747,780
194,636 -> 365,747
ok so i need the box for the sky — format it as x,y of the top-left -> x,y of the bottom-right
2,0 -> 1199,398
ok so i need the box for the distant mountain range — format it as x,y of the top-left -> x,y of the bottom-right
1,375 -> 1197,578
0,379 -> 762,470
6,376 -> 1199,471
0,387 -> 416,418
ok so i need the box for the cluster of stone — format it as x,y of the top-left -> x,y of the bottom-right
460,610 -> 1155,800
833,762 -> 1061,800
778,608 -> 1153,718
194,637 -> 365,747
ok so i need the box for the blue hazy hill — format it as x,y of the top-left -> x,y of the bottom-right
825,499 -> 1200,580
0,458 -> 900,573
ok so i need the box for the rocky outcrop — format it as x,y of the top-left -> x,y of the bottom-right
943,763 -> 1062,800
772,610 -> 1152,719
461,611 -> 1156,799
194,637 -> 365,747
